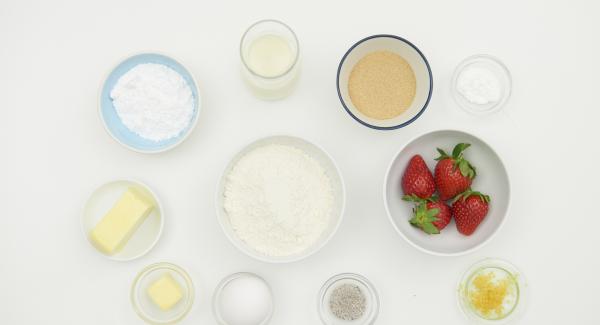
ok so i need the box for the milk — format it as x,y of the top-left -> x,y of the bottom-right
247,35 -> 294,78
240,22 -> 300,100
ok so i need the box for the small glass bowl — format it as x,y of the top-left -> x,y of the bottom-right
457,258 -> 528,324
318,273 -> 379,325
212,272 -> 274,325
131,262 -> 195,324
451,54 -> 512,115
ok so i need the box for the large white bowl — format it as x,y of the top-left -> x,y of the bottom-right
384,130 -> 510,256
216,135 -> 346,263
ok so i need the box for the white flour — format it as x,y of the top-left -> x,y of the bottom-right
223,144 -> 334,257
110,63 -> 194,142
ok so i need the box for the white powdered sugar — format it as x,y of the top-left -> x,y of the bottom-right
456,66 -> 501,105
223,144 -> 334,257
110,63 -> 194,142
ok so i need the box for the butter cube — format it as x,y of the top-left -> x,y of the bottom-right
90,187 -> 154,255
147,273 -> 183,310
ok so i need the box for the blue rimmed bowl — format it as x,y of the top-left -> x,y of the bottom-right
99,53 -> 201,153
336,35 -> 432,130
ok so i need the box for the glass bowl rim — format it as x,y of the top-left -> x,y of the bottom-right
239,19 -> 300,80
130,262 -> 195,325
212,272 -> 274,325
317,272 -> 380,325
450,54 -> 512,115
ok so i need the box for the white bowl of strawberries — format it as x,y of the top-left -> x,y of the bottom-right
384,130 -> 510,256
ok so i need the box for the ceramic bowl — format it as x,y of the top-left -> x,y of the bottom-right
383,130 -> 510,256
216,135 -> 346,263
336,34 -> 432,130
99,53 -> 201,153
81,179 -> 164,261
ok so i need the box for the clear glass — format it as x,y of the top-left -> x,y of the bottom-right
131,262 -> 195,325
457,258 -> 528,324
451,54 -> 512,115
240,19 -> 300,100
212,272 -> 274,325
318,273 -> 379,325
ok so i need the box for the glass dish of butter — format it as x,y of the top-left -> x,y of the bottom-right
131,262 -> 195,324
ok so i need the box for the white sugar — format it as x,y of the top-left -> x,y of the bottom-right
110,63 -> 194,142
456,66 -> 501,105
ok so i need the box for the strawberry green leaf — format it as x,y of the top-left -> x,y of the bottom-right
435,148 -> 450,161
416,202 -> 427,214
452,143 -> 471,158
409,202 -> 440,235
426,208 -> 440,218
453,189 -> 490,203
459,160 -> 469,176
402,194 -> 424,203
452,191 -> 468,203
421,222 -> 440,234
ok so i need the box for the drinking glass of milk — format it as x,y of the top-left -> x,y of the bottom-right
240,19 -> 300,100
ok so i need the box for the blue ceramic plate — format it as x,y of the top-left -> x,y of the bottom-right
99,53 -> 200,153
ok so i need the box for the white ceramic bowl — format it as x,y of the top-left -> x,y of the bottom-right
81,179 -> 164,261
383,130 -> 510,256
216,135 -> 346,263
337,35 -> 433,130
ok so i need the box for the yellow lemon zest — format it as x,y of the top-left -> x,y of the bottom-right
469,271 -> 512,318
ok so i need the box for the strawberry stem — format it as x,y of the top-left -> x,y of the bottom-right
435,143 -> 476,179
408,201 -> 440,235
402,194 -> 424,203
453,189 -> 491,203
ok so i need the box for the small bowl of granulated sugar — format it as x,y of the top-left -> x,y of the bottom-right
99,53 -> 201,153
318,273 -> 379,325
336,35 -> 433,130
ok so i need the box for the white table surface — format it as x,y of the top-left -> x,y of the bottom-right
1,0 -> 599,324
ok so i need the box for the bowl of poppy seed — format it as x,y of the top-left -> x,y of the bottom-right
336,34 -> 433,130
317,273 -> 379,325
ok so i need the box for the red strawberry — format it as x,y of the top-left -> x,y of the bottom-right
402,155 -> 435,199
403,195 -> 452,234
434,143 -> 476,201
452,190 -> 490,236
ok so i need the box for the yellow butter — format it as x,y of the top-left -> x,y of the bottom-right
90,187 -> 154,255
147,273 -> 183,311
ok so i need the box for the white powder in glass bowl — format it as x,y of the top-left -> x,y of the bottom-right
110,63 -> 194,142
456,66 -> 501,105
223,144 -> 334,257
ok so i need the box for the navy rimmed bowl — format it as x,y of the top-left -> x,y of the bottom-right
336,35 -> 433,130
